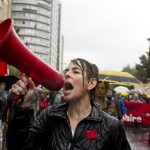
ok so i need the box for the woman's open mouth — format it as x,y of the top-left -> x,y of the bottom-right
63,82 -> 73,92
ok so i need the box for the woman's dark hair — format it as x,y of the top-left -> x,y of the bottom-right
71,58 -> 99,101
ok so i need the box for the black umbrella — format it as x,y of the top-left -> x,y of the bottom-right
0,75 -> 19,91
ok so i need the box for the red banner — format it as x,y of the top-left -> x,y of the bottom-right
123,101 -> 150,126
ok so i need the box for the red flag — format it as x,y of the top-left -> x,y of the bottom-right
0,61 -> 7,76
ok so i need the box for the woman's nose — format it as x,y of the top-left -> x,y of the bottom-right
64,71 -> 71,79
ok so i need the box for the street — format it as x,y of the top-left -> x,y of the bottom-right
0,125 -> 150,149
125,125 -> 150,150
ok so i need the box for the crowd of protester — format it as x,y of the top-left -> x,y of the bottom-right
96,84 -> 150,124
96,88 -> 127,122
0,58 -> 131,150
125,93 -> 150,103
0,75 -> 150,149
0,81 -> 64,149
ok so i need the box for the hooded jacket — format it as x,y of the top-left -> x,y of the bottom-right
7,101 -> 131,150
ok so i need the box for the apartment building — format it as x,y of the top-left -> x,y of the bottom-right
0,0 -> 63,72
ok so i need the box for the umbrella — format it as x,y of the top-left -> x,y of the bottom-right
117,91 -> 129,96
129,89 -> 143,95
0,75 -> 19,91
114,86 -> 129,92
114,86 -> 129,96
98,70 -> 141,86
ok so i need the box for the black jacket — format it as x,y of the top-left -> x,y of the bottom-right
7,102 -> 131,150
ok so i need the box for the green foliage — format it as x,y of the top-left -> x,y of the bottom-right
135,52 -> 150,83
122,51 -> 150,83
122,64 -> 137,77
8,65 -> 20,77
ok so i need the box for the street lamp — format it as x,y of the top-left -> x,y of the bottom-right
147,38 -> 150,61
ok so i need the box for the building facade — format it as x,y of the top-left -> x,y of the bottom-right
0,0 -> 12,75
11,0 -> 63,71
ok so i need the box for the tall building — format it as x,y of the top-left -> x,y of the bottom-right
11,0 -> 63,71
0,0 -> 12,75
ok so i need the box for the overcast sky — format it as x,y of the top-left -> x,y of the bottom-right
61,0 -> 150,71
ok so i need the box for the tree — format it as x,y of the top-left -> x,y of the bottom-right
122,64 -> 137,77
135,52 -> 150,83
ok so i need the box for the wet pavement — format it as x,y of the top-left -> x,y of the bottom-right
125,125 -> 150,150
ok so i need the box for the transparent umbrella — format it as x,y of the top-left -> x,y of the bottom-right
114,86 -> 129,96
114,86 -> 129,92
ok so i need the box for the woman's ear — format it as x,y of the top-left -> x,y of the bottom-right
88,78 -> 97,90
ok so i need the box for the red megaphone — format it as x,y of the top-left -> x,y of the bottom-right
0,18 -> 64,91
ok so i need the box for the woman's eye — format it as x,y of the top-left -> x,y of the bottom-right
74,71 -> 79,74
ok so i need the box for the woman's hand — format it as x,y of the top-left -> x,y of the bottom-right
9,74 -> 36,107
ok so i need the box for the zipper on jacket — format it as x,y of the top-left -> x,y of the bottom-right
66,116 -> 73,150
